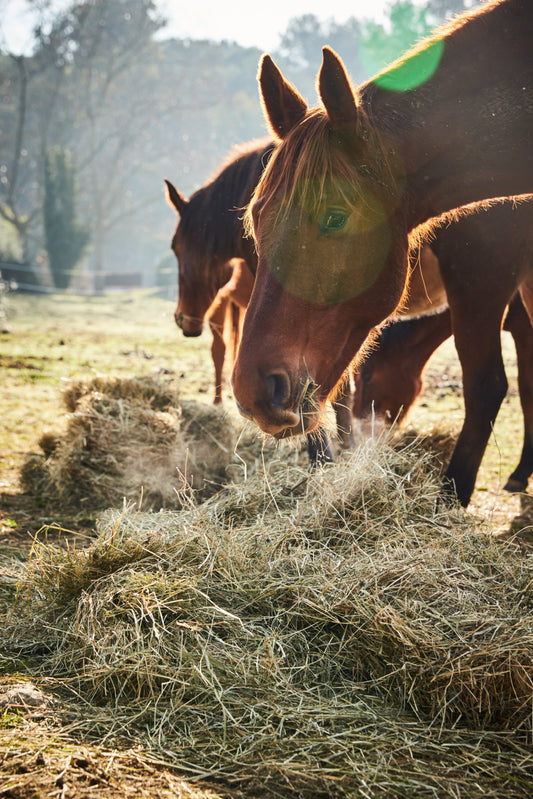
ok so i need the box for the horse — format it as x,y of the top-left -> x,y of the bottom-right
165,139 -> 272,405
165,142 -> 354,461
353,198 -> 533,493
231,0 -> 533,506
354,294 -> 533,492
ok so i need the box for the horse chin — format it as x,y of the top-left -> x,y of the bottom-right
273,408 -> 322,440
273,418 -> 307,440
245,407 -> 321,439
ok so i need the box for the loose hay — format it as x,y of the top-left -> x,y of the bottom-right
5,437 -> 533,796
20,376 -> 236,511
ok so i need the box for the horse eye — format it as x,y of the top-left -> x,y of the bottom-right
320,208 -> 348,233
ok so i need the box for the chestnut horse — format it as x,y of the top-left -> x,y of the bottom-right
232,0 -> 533,506
165,139 -> 272,404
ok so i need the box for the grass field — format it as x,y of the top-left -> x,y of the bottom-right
1,290 -> 532,798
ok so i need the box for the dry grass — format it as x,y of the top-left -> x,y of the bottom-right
4,435 -> 533,797
19,376 -> 237,512
0,715 -> 227,798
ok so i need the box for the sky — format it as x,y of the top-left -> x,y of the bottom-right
157,0 -> 391,50
1,0 -> 393,55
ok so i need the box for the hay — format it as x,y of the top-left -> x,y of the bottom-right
394,426 -> 458,472
20,376 -> 236,511
5,437 -> 533,796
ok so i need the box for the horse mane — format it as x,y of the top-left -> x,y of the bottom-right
243,102 -> 402,254
408,193 -> 533,255
182,138 -> 272,260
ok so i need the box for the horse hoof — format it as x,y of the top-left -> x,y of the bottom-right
503,477 -> 527,493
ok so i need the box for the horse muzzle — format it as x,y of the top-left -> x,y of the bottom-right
233,368 -> 323,438
175,310 -> 203,336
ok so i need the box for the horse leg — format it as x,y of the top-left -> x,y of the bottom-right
443,303 -> 509,506
333,377 -> 355,449
208,300 -> 228,405
503,294 -> 533,492
306,427 -> 335,466
228,258 -> 254,309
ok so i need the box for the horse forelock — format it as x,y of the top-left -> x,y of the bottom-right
244,105 -> 401,251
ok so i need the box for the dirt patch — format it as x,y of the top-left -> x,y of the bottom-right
0,355 -> 46,370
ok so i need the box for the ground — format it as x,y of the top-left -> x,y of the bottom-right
1,291 -> 532,797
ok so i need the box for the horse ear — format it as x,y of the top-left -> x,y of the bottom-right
318,47 -> 359,129
259,54 -> 308,139
164,179 -> 187,215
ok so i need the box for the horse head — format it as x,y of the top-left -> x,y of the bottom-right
232,49 -> 408,436
352,327 -> 423,430
165,179 -> 232,337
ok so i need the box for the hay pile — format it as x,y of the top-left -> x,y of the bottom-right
5,437 -> 533,797
21,376 -> 236,511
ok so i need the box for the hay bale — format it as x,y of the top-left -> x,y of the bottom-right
6,437 -> 533,796
21,376 -> 235,511
61,374 -> 181,413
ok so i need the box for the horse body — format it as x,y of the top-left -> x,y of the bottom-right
232,0 -> 533,505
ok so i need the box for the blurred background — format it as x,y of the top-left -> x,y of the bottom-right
0,0 -> 478,298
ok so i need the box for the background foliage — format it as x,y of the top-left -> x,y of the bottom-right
0,0 -> 476,292
43,148 -> 89,288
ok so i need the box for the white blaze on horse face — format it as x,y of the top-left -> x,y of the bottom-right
260,191 -> 392,306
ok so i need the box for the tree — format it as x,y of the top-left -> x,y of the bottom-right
360,1 -> 434,78
426,0 -> 477,24
0,51 -> 50,267
43,149 -> 89,289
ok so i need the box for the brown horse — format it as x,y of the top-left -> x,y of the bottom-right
353,198 -> 533,493
232,0 -> 533,506
165,139 -> 272,404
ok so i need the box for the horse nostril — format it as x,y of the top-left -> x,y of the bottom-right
266,372 -> 290,409
175,311 -> 183,329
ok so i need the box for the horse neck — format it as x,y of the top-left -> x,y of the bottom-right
382,309 -> 451,375
364,0 -> 533,228
407,310 -> 451,370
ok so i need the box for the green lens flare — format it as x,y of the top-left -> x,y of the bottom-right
374,38 -> 445,93
267,192 -> 392,306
